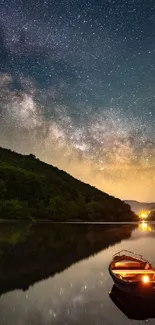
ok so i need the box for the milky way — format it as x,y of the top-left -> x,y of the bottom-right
0,0 -> 155,201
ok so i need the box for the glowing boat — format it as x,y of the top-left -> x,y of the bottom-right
109,250 -> 155,296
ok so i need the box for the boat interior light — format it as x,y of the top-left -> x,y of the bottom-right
142,275 -> 149,283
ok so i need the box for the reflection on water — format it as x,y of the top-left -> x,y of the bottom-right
0,223 -> 135,295
0,222 -> 155,324
109,284 -> 155,321
138,221 -> 153,232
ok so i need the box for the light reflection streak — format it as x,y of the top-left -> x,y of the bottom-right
138,221 -> 152,232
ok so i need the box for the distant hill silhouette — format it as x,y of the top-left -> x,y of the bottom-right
125,200 -> 155,214
0,146 -> 136,221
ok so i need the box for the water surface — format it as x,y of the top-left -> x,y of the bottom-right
0,222 -> 154,324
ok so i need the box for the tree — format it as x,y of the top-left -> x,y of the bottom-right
49,196 -> 67,220
0,200 -> 29,220
0,180 -> 7,198
86,201 -> 105,220
28,154 -> 36,159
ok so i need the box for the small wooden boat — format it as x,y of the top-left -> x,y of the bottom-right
109,250 -> 155,296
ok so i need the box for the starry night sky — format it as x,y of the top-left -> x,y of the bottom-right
0,0 -> 155,201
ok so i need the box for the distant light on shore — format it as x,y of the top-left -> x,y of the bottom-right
138,210 -> 151,220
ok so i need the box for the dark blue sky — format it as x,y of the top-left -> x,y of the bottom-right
0,0 -> 155,200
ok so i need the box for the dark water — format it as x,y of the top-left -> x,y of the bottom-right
0,221 -> 155,324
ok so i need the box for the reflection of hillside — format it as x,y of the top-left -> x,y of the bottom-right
0,223 -> 136,295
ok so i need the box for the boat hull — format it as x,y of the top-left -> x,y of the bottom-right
109,264 -> 155,297
109,251 -> 155,297
109,267 -> 137,292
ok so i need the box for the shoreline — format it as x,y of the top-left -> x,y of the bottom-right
0,219 -> 152,224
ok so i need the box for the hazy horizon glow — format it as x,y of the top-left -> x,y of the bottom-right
0,0 -> 155,202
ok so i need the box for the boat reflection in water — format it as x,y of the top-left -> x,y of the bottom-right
109,284 -> 155,321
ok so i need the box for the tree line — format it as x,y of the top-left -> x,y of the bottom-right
0,147 -> 136,221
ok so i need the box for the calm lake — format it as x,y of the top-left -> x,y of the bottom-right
0,222 -> 155,324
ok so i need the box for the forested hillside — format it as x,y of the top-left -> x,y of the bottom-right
0,147 -> 136,221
